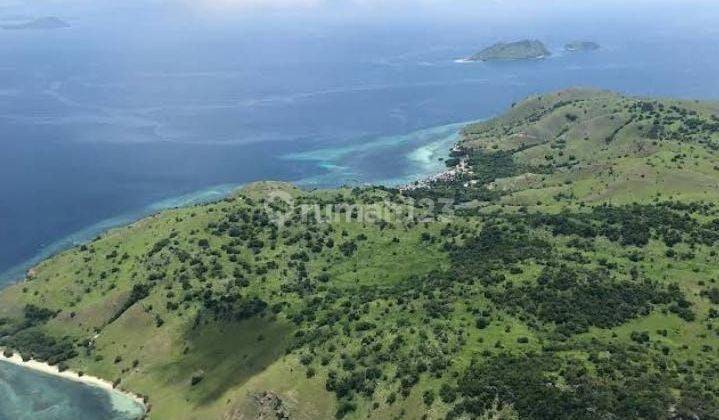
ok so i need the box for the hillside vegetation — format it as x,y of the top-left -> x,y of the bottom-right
3,88 -> 719,419
470,40 -> 550,61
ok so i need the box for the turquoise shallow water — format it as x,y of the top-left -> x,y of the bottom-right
285,121 -> 469,187
0,361 -> 143,420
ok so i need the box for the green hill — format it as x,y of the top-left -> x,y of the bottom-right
3,88 -> 719,419
470,40 -> 550,61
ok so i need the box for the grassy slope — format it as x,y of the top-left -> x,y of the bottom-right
2,89 -> 719,419
0,183 -> 452,419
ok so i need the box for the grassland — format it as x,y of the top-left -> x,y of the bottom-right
2,88 -> 719,419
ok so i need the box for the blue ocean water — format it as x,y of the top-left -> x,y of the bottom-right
2,1 -> 719,284
1,0 -> 719,418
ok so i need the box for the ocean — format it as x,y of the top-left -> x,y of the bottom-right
0,361 -> 143,420
1,0 -> 718,417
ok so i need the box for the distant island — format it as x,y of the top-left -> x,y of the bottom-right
564,41 -> 600,52
1,17 -> 70,30
469,40 -> 550,61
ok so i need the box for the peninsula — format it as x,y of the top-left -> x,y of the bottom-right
3,88 -> 719,419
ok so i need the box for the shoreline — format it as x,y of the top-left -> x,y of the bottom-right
1,122 -> 474,288
0,183 -> 241,287
0,352 -> 147,417
399,144 -> 470,191
0,122 -> 475,418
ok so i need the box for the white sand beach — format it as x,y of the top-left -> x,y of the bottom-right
0,352 -> 147,416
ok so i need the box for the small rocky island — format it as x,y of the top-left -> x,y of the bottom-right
469,40 -> 550,61
1,17 -> 70,30
565,41 -> 600,52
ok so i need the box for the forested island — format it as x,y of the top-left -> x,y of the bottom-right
469,40 -> 550,61
3,88 -> 719,419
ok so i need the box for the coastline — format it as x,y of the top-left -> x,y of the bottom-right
288,120 -> 476,189
0,352 -> 147,418
0,121 -> 475,419
399,131 -> 473,191
0,183 -> 242,287
398,150 -> 469,191
1,122 -> 477,289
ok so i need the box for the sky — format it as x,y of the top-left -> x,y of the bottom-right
3,0 -> 717,18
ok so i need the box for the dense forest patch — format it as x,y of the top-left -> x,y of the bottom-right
493,265 -> 690,335
448,346 -> 696,420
